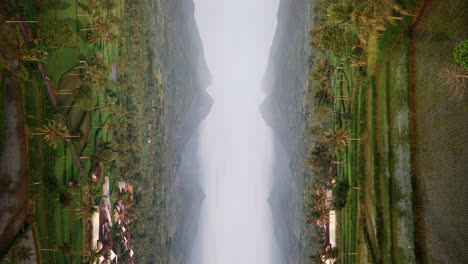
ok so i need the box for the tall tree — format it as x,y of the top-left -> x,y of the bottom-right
40,20 -> 73,51
32,120 -> 70,149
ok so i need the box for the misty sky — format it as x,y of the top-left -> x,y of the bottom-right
192,0 -> 280,263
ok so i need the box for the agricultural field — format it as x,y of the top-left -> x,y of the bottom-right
301,0 -> 468,263
411,0 -> 468,262
0,0 -> 171,263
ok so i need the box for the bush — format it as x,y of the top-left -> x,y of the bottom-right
333,180 -> 349,209
453,40 -> 468,70
40,20 -> 73,51
44,0 -> 62,9
44,176 -> 58,192
59,189 -> 73,207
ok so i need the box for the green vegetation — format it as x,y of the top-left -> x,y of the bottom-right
453,40 -> 468,69
1,0 -> 169,262
301,0 -> 428,263
302,0 -> 468,263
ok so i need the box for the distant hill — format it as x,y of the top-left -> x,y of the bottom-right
260,0 -> 314,263
156,0 -> 212,263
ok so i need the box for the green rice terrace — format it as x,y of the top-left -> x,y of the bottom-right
0,0 -> 172,263
0,0 -> 467,263
300,0 -> 467,263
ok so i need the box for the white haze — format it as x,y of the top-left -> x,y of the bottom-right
192,0 -> 280,263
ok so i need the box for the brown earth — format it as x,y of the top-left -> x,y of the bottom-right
0,76 -> 29,256
0,1 -> 29,256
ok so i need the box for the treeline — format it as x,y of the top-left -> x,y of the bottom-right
303,0 -> 415,262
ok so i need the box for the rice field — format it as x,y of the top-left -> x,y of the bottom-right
411,0 -> 468,262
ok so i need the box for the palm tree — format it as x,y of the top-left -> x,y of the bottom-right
323,128 -> 361,152
81,247 -> 101,263
78,0 -> 101,15
10,245 -> 33,263
306,142 -> 332,170
327,1 -> 384,43
325,246 -> 358,261
31,120 -> 70,149
86,30 -> 101,44
74,83 -> 92,101
440,63 -> 468,100
308,251 -> 323,264
102,32 -> 117,43
76,203 -> 98,220
315,88 -> 333,106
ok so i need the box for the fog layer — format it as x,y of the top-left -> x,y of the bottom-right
192,0 -> 280,263
260,0 -> 314,263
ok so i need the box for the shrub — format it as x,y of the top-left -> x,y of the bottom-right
44,0 -> 62,9
59,189 -> 73,207
453,40 -> 468,70
333,180 -> 350,209
40,20 -> 73,51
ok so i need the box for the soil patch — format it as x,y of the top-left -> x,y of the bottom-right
0,77 -> 29,255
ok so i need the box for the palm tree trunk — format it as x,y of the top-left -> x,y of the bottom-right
80,28 -> 97,31
61,105 -> 79,108
6,20 -> 38,23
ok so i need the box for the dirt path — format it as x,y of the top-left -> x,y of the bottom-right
0,76 -> 29,255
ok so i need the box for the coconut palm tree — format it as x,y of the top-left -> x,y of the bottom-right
86,30 -> 101,44
81,247 -> 101,263
325,246 -> 358,261
308,251 -> 323,264
327,1 -> 384,43
76,203 -> 98,220
306,142 -> 332,170
11,245 -> 33,263
440,63 -> 468,100
315,88 -> 333,106
323,128 -> 361,152
31,120 -> 71,149
102,32 -> 117,43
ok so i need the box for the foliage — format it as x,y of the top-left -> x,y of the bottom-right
36,119 -> 70,149
306,142 -> 332,172
333,180 -> 349,210
59,189 -> 74,206
310,24 -> 358,56
93,141 -> 117,163
44,176 -> 59,192
44,0 -> 63,9
310,58 -> 334,82
453,40 -> 468,70
11,65 -> 30,81
74,83 -> 92,101
314,88 -> 333,107
323,128 -> 352,152
20,42 -> 49,62
81,54 -> 110,87
10,245 -> 33,262
325,246 -> 339,259
40,20 -> 73,51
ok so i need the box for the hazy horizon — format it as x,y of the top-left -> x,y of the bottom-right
191,0 -> 281,263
